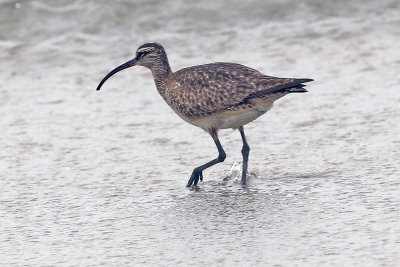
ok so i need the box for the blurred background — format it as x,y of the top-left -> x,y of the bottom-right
1,0 -> 399,265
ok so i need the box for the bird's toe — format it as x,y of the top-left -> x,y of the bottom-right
186,169 -> 203,187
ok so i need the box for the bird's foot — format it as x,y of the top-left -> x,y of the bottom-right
241,172 -> 247,186
241,177 -> 247,187
186,168 -> 203,187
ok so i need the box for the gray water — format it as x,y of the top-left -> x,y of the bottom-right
1,0 -> 400,266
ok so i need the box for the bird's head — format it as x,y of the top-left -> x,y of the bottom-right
134,42 -> 166,69
96,42 -> 167,91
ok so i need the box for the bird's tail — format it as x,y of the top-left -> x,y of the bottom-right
288,84 -> 308,93
287,78 -> 313,93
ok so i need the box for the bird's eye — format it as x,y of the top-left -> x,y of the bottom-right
137,51 -> 150,59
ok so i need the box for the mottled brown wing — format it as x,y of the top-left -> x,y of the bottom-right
169,62 -> 301,118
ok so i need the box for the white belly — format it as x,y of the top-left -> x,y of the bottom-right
188,103 -> 273,131
172,92 -> 287,131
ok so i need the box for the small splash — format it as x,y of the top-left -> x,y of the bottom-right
221,162 -> 257,185
223,162 -> 242,181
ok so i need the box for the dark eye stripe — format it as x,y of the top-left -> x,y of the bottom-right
138,51 -> 150,59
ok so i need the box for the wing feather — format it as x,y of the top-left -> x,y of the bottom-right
166,63 -> 312,118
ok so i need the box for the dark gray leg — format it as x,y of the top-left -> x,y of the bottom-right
239,126 -> 250,185
186,129 -> 226,187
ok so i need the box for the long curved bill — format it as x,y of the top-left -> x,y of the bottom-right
96,58 -> 137,91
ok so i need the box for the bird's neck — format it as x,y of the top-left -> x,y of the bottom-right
151,59 -> 172,95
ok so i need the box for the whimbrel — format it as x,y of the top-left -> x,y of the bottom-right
97,42 -> 312,187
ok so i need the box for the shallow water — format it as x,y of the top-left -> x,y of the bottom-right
1,0 -> 400,265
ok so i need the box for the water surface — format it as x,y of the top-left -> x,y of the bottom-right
1,0 -> 400,265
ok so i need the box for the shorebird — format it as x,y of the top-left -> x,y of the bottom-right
97,42 -> 312,187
